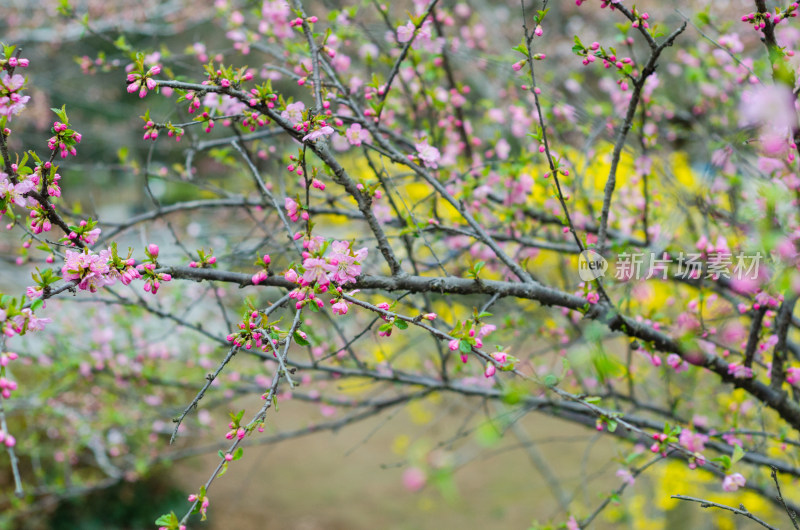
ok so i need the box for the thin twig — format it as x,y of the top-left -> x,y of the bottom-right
671,494 -> 779,530
771,466 -> 800,530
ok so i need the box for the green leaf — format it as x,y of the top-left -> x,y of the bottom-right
458,340 -> 471,353
232,447 -> 244,461
394,319 -> 408,330
711,454 -> 732,471
731,444 -> 745,465
293,331 -> 310,346
50,105 -> 68,123
154,512 -> 179,527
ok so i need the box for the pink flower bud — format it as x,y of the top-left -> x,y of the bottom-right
484,362 -> 496,378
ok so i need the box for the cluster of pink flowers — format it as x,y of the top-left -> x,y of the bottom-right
678,429 -> 708,454
282,241 -> 367,313
67,220 -> 101,246
448,325 -> 496,363
0,72 -> 30,119
126,64 -> 161,98
395,19 -> 441,53
61,247 -> 162,295
322,241 -> 367,285
0,174 -> 34,209
137,262 -> 172,294
741,5 -> 798,29
288,240 -> 367,289
47,121 -> 82,158
62,248 -> 116,293
0,376 -> 17,399
186,492 -> 209,521
112,258 -> 141,286
251,254 -> 271,285
225,424 -> 246,440
11,308 -> 51,334
285,197 -> 305,222
727,362 -> 753,379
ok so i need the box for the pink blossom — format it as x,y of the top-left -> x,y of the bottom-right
81,227 -> 101,245
722,473 -> 746,492
285,197 -> 300,222
302,125 -> 335,142
324,240 -> 364,285
666,353 -> 687,373
0,177 -> 34,208
302,258 -> 330,287
62,248 -> 116,293
13,308 -> 51,332
331,299 -> 349,315
566,515 -> 580,530
478,324 -> 496,338
345,123 -> 368,146
484,362 -> 496,378
281,101 -> 305,125
739,85 -> 796,131
402,467 -> 426,491
727,363 -> 753,379
615,468 -> 635,486
678,429 -> 708,453
0,73 -> 30,119
285,269 -> 299,283
491,351 -> 508,365
397,22 -> 415,43
415,141 -> 441,169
